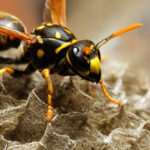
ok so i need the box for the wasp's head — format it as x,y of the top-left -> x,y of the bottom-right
66,40 -> 101,83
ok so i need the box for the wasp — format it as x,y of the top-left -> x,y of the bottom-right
0,0 -> 142,122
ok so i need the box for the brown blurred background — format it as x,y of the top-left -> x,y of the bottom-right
0,0 -> 45,32
0,0 -> 150,73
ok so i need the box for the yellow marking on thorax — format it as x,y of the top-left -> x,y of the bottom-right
90,57 -> 100,74
36,35 -> 43,44
37,49 -> 45,58
46,23 -> 53,26
38,40 -> 43,44
55,39 -> 77,54
36,25 -> 45,30
64,29 -> 72,34
55,32 -> 61,39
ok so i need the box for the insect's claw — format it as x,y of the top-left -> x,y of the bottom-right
46,107 -> 53,122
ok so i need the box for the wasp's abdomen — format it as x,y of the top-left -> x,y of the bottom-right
0,12 -> 26,50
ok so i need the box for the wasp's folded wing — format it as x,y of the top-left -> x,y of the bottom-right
0,26 -> 37,44
44,0 -> 66,27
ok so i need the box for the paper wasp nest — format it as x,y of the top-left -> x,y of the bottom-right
0,0 -> 150,150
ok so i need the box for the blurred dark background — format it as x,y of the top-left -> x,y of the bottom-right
0,0 -> 150,74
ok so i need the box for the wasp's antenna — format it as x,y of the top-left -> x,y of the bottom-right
96,23 -> 142,49
97,23 -> 142,106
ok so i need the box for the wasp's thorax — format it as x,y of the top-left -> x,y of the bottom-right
66,40 -> 101,83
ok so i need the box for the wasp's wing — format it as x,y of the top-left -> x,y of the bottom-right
0,26 -> 38,44
0,0 -> 67,44
44,0 -> 66,27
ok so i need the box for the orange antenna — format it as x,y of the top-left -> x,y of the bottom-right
96,23 -> 142,49
97,23 -> 142,106
0,26 -> 38,44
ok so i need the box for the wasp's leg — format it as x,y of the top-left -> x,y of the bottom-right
42,68 -> 53,122
99,79 -> 121,107
0,63 -> 36,77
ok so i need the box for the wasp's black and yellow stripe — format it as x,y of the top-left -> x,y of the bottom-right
0,6 -> 143,122
0,12 -> 26,50
65,40 -> 101,82
0,15 -> 102,83
25,23 -> 77,70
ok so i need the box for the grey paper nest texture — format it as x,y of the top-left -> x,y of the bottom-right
0,0 -> 150,149
0,61 -> 150,150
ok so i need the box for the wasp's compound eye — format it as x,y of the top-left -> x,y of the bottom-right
73,47 -> 80,56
